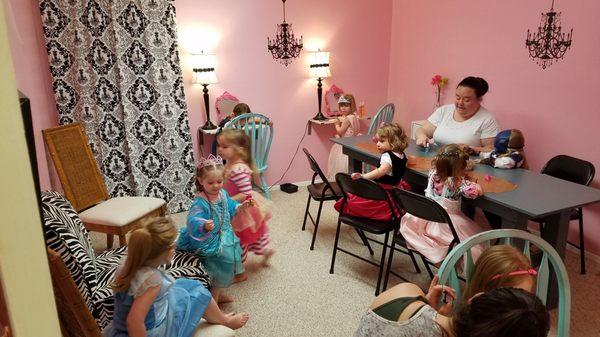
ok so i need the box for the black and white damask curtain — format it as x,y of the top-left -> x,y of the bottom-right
39,0 -> 195,213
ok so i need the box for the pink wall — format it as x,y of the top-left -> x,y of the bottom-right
387,1 -> 600,254
7,0 -> 393,192
174,0 -> 392,185
5,0 -> 58,190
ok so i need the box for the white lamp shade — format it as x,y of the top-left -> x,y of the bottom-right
191,53 -> 218,84
309,51 -> 331,78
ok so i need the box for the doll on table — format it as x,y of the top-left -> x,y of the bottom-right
478,129 -> 527,169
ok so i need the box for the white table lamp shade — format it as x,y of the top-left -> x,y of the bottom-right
309,51 -> 331,78
192,53 -> 218,84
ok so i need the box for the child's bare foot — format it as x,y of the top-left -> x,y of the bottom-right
218,293 -> 234,304
224,312 -> 249,329
261,249 -> 275,267
233,273 -> 248,283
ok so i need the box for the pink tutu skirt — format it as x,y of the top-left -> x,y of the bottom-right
231,191 -> 271,245
399,197 -> 489,263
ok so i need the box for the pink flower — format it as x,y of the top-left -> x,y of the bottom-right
431,75 -> 442,85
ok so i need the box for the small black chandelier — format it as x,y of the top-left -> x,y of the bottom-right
525,0 -> 573,69
267,0 -> 303,66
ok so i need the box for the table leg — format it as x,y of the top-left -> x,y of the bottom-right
348,156 -> 362,173
539,210 -> 570,309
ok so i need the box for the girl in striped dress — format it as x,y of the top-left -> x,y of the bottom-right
217,129 -> 274,274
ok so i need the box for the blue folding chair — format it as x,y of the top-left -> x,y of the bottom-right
224,113 -> 274,199
437,229 -> 571,337
365,103 -> 395,172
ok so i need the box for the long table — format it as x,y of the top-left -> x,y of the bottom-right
332,135 -> 600,307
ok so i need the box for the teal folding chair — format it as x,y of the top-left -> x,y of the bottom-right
224,113 -> 274,199
437,229 -> 571,337
365,103 -> 395,172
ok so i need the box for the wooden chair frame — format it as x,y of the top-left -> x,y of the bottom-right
43,123 -> 166,247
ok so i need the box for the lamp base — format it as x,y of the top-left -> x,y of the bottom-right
201,121 -> 217,130
311,111 -> 327,121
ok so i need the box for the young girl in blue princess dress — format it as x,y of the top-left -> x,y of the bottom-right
104,217 -> 248,337
176,154 -> 252,305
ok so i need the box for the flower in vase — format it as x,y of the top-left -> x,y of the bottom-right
431,74 -> 449,108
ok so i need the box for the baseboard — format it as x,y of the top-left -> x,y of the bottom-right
269,179 -> 320,191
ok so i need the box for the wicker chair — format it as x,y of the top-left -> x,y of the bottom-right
43,123 -> 166,248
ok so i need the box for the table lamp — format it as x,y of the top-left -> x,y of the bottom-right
309,50 -> 331,121
192,52 -> 218,130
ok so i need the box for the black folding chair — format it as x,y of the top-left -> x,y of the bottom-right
302,148 -> 343,250
331,173 -> 419,295
384,188 -> 461,290
535,155 -> 595,274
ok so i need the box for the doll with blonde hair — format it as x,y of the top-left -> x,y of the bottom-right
217,129 -> 274,270
104,217 -> 248,337
400,144 -> 489,264
327,94 -> 361,180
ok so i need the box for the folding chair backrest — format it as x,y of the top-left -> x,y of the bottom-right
335,173 -> 388,202
225,113 -> 273,173
391,188 -> 451,224
367,103 -> 395,136
541,155 -> 595,186
437,229 -> 571,337
303,148 -> 338,196
43,123 -> 109,212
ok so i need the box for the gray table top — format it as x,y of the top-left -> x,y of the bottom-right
331,135 -> 600,218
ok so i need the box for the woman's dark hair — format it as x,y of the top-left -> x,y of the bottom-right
453,287 -> 550,337
458,76 -> 489,98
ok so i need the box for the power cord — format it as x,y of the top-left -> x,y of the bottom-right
266,121 -> 310,191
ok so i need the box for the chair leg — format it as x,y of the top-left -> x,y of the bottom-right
375,232 -> 390,296
355,229 -> 374,255
118,234 -> 127,247
383,233 -> 397,291
107,234 -> 114,249
578,209 -> 586,275
260,173 -> 270,200
330,218 -> 343,274
302,194 -> 312,231
310,200 -> 324,251
408,249 -> 421,274
422,255 -> 434,280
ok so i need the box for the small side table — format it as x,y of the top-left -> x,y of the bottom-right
307,116 -> 371,135
197,127 -> 219,145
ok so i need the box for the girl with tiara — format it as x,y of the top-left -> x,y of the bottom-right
176,154 -> 252,305
327,94 -> 361,180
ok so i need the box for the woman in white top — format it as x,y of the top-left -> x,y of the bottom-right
416,77 -> 500,154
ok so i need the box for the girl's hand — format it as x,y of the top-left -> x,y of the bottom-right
425,275 -> 456,316
240,199 -> 255,209
416,135 -> 430,147
351,172 -> 362,180
204,220 -> 215,231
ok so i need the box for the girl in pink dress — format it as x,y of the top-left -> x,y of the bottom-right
217,129 -> 274,271
327,94 -> 361,180
400,144 -> 489,264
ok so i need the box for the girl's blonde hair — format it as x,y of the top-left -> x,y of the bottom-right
112,217 -> 178,292
432,144 -> 470,183
463,245 -> 535,300
218,129 -> 258,174
375,123 -> 408,152
195,162 -> 225,192
338,94 -> 357,113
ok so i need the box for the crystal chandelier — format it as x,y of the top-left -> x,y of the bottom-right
267,0 -> 303,66
525,0 -> 573,69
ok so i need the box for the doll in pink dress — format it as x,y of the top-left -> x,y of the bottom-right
400,144 -> 489,264
327,94 -> 361,180
217,129 -> 274,272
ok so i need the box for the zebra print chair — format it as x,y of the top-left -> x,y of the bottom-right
41,191 -> 210,330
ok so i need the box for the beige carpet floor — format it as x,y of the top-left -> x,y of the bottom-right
91,189 -> 600,337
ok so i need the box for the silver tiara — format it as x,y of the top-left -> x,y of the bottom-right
197,154 -> 223,168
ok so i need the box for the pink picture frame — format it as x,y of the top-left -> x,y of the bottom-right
214,91 -> 240,123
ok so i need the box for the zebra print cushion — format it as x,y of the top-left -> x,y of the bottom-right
41,191 -> 212,330
41,191 -> 97,309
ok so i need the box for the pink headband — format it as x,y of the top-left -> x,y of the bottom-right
490,268 -> 537,281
